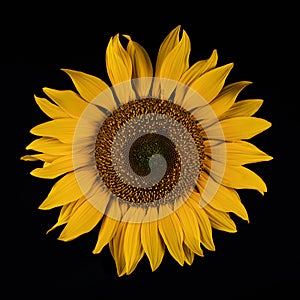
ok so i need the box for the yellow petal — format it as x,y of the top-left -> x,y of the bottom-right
176,202 -> 203,257
158,29 -> 190,80
93,217 -> 119,254
124,35 -> 153,78
228,165 -> 267,194
209,162 -> 267,195
39,172 -> 83,209
158,210 -> 185,265
46,201 -> 77,233
21,153 -> 60,163
58,199 -> 103,241
42,88 -> 88,118
186,195 -> 215,251
210,81 -> 252,117
203,205 -> 237,232
209,185 -> 249,221
183,244 -> 194,265
112,205 -> 145,274
30,118 -> 77,143
34,95 -> 69,119
106,34 -> 132,85
155,25 -> 181,76
220,99 -> 264,119
219,117 -> 271,141
105,34 -> 135,104
20,155 -> 40,161
227,141 -> 273,164
205,140 -> 273,165
109,222 -> 127,276
30,156 -> 73,179
61,69 -> 110,102
26,137 -> 72,155
93,198 -> 123,254
156,30 -> 190,99
123,35 -> 153,98
124,222 -> 144,275
188,63 -> 234,104
141,207 -> 165,272
180,49 -> 218,86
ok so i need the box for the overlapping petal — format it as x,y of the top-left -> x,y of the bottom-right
34,95 -> 69,119
188,63 -> 234,104
39,172 -> 83,209
42,88 -> 88,118
141,217 -> 165,271
124,34 -> 153,97
180,49 -> 218,86
26,137 -> 72,155
158,209 -> 185,266
30,118 -> 77,143
58,199 -> 104,242
106,34 -> 132,85
30,156 -> 73,179
220,99 -> 264,119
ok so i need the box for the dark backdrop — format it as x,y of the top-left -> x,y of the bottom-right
3,3 -> 297,299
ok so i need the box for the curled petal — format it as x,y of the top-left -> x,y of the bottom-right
158,29 -> 191,80
124,35 -> 153,78
106,34 -> 132,85
155,25 -> 181,76
61,69 -> 109,102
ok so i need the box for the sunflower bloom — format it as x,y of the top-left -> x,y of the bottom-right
22,25 -> 273,276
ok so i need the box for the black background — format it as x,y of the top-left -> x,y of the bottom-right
3,3 -> 298,299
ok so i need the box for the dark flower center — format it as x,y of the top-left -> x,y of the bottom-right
94,98 -> 205,204
129,133 -> 180,177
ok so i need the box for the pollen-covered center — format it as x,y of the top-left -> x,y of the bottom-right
94,98 -> 205,204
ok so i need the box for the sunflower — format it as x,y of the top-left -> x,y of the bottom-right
22,25 -> 273,276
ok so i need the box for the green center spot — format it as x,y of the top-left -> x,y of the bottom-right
129,133 -> 177,176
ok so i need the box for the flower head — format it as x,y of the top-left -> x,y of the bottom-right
22,25 -> 273,276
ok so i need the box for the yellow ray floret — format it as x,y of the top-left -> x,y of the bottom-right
34,95 -> 69,119
42,88 -> 88,118
141,217 -> 165,271
26,137 -> 72,155
155,25 -> 181,76
180,49 -> 218,86
39,172 -> 83,209
189,63 -> 234,104
30,156 -> 73,179
30,118 -> 77,143
58,199 -> 104,242
61,69 -> 110,102
158,210 -> 185,266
